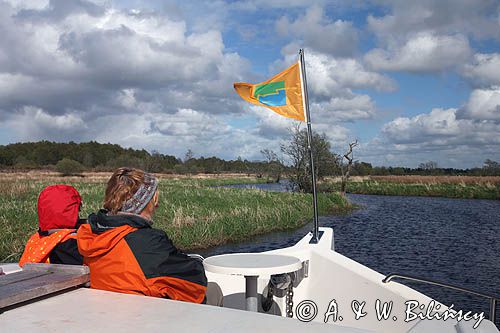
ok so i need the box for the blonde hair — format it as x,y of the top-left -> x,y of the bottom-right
104,167 -> 145,214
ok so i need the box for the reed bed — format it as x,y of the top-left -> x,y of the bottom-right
321,176 -> 499,200
369,175 -> 500,185
0,174 -> 350,262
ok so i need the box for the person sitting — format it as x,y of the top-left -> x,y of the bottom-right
77,167 -> 209,304
19,185 -> 85,267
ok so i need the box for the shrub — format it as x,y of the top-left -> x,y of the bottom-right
56,158 -> 85,176
13,156 -> 37,169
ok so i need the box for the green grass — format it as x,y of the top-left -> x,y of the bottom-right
321,181 -> 499,200
0,176 -> 351,262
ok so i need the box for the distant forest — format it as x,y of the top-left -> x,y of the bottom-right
0,141 -> 277,175
0,141 -> 498,176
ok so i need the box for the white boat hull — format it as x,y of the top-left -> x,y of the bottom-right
205,227 -> 498,333
0,227 -> 497,332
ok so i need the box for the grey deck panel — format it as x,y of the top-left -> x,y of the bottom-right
0,263 -> 89,309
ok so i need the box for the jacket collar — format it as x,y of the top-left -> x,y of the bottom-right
88,209 -> 152,234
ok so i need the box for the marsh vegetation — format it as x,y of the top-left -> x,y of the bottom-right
320,176 -> 500,200
0,172 -> 351,262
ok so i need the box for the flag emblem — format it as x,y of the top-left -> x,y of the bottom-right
254,81 -> 286,106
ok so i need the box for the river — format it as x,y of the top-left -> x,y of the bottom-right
201,182 -> 500,325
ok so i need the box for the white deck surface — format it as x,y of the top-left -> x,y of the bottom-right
203,253 -> 302,276
0,288 -> 372,333
0,263 -> 21,274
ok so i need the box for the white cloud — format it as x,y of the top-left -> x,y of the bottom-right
107,109 -> 295,161
364,1 -> 499,76
365,32 -> 472,72
382,108 -> 462,143
0,1 -> 251,114
147,108 -> 231,137
0,0 -> 264,159
311,123 -> 350,147
233,0 -> 328,10
276,6 -> 358,57
248,105 -> 294,139
248,104 -> 351,153
367,0 -> 500,41
457,87 -> 500,121
273,49 -> 394,126
5,106 -> 86,141
2,0 -> 48,10
462,53 -> 500,86
361,107 -> 500,167
2,104 -> 287,161
311,94 -> 375,122
277,48 -> 396,96
305,51 -> 397,93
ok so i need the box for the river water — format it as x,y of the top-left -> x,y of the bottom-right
201,182 -> 500,325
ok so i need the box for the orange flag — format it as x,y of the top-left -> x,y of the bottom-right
234,63 -> 305,121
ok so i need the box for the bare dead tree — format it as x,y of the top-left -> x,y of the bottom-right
339,140 -> 359,195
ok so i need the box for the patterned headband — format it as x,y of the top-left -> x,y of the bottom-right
120,173 -> 158,214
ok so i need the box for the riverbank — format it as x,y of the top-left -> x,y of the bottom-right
320,176 -> 500,200
0,173 -> 352,262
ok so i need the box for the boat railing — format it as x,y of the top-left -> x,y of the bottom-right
187,254 -> 205,262
382,273 -> 499,323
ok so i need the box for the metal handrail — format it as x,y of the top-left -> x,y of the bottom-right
382,273 -> 499,323
187,254 -> 205,262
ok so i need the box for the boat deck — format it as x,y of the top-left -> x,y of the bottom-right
0,288 -> 371,333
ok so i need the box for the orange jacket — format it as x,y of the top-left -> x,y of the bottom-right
19,230 -> 79,267
77,210 -> 207,303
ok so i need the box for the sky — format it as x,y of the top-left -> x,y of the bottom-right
0,0 -> 499,168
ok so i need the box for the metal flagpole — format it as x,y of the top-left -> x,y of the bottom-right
299,49 -> 320,244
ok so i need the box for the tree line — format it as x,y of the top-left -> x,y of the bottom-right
0,141 -> 281,176
0,140 -> 498,179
